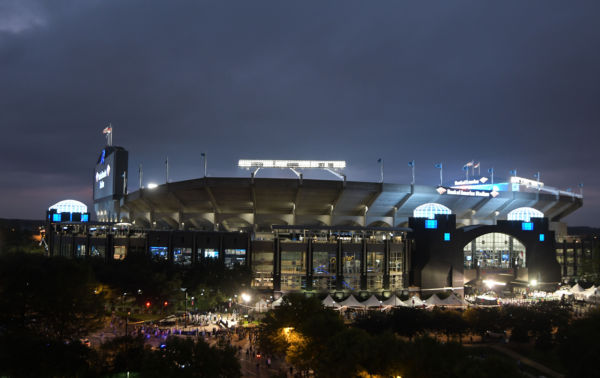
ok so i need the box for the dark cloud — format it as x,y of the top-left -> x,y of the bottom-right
1,0 -> 599,226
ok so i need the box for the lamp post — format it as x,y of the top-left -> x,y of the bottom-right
181,288 -> 188,328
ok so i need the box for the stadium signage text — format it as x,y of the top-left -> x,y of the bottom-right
437,187 -> 498,198
96,165 -> 111,189
95,165 -> 111,182
454,177 -> 488,186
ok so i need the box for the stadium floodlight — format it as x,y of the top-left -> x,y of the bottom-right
238,160 -> 346,169
147,183 -> 158,189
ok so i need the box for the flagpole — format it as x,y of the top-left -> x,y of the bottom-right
379,159 -> 384,183
166,156 -> 169,183
440,164 -> 443,186
139,164 -> 143,189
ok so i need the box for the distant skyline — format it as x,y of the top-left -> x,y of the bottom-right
1,1 -> 599,226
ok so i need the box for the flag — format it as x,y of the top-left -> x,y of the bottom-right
377,158 -> 382,163
473,162 -> 480,169
509,169 -> 517,176
579,182 -> 584,188
533,172 -> 540,179
201,152 -> 206,157
465,161 -> 474,167
102,125 -> 112,134
434,163 -> 442,169
462,165 -> 469,171
566,188 -> 572,192
488,168 -> 494,173
408,160 -> 414,167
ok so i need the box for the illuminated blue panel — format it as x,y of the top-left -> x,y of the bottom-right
425,219 -> 438,229
52,213 -> 62,222
444,233 -> 450,241
522,222 -> 533,231
539,234 -> 545,242
81,214 -> 89,222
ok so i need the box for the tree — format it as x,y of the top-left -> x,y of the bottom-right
559,309 -> 600,378
141,336 -> 240,377
99,335 -> 150,374
0,253 -> 105,341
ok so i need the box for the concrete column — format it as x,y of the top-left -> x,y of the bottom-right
168,232 -> 174,263
273,237 -> 281,292
336,239 -> 344,291
360,237 -> 367,291
306,238 -> 313,291
383,239 -> 390,290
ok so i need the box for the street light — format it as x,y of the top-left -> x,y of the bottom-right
180,288 -> 188,328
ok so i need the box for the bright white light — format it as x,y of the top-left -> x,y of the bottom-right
238,159 -> 346,169
49,199 -> 87,214
483,279 -> 506,289
530,279 -> 538,287
147,183 -> 158,189
510,176 -> 544,188
241,293 -> 251,303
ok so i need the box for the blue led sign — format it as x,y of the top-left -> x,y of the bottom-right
425,219 -> 438,229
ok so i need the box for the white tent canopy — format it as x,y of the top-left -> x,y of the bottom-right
442,293 -> 466,306
363,295 -> 382,307
424,294 -> 446,306
271,297 -> 284,308
570,283 -> 585,293
322,295 -> 341,309
382,295 -> 407,307
254,298 -> 268,312
339,295 -> 365,308
405,296 -> 424,307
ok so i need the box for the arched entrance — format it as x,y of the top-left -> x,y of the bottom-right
463,232 -> 526,270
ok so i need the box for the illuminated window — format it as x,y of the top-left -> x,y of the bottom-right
52,213 -> 62,222
507,207 -> 544,222
522,222 -> 533,231
539,234 -> 545,242
413,203 -> 451,219
425,219 -> 438,229
444,233 -> 451,241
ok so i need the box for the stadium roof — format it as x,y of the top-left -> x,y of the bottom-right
116,177 -> 582,231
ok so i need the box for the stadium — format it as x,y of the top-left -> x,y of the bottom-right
46,145 -> 584,297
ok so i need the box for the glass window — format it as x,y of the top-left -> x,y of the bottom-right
463,233 -> 526,269
224,249 -> 246,268
91,245 -> 105,258
174,248 -> 192,265
366,251 -> 384,273
389,249 -> 403,274
150,246 -> 168,261
75,245 -> 86,258
204,248 -> 219,259
114,246 -> 127,261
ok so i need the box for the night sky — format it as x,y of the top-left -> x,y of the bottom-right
2,1 -> 599,226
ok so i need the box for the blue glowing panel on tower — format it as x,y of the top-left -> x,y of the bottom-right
522,222 -> 533,231
539,234 -> 545,242
444,233 -> 450,241
425,219 -> 438,229
81,214 -> 89,222
52,213 -> 62,222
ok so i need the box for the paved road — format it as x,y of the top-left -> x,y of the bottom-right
489,344 -> 565,378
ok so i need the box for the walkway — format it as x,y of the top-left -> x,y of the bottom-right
489,344 -> 565,378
